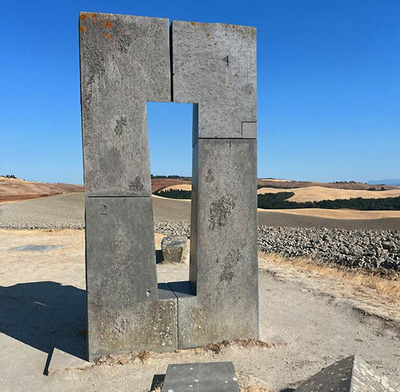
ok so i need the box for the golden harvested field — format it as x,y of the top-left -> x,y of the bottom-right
257,179 -> 399,190
0,177 -> 83,203
162,183 -> 192,191
151,178 -> 191,193
258,207 -> 400,220
257,185 -> 400,202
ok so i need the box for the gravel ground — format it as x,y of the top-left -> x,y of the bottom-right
0,193 -> 85,229
2,192 -> 400,230
258,226 -> 400,272
154,221 -> 400,272
1,193 -> 400,272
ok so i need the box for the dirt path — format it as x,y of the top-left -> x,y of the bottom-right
0,229 -> 399,391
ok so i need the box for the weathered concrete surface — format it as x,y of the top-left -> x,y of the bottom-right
161,235 -> 187,263
87,283 -> 177,361
80,13 -> 171,196
171,20 -> 258,347
80,13 -> 178,359
81,13 -> 259,356
295,355 -> 399,392
86,197 -> 158,303
86,198 -> 179,359
162,362 -> 239,392
172,20 -> 257,141
179,139 -> 258,348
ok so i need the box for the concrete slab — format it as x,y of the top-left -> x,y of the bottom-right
86,197 -> 178,359
172,20 -> 257,141
86,197 -> 158,304
295,355 -> 399,392
161,362 -> 239,392
179,139 -> 258,348
87,284 -> 177,361
80,13 -> 171,196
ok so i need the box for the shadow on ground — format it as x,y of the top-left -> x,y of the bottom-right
0,281 -> 86,360
155,250 -> 164,264
149,374 -> 165,391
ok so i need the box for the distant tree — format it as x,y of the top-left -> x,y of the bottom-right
257,192 -> 400,211
154,188 -> 400,211
154,189 -> 192,199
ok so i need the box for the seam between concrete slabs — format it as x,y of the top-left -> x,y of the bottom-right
166,282 -> 179,349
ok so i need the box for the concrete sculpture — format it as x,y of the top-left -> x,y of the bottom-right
80,12 -> 258,360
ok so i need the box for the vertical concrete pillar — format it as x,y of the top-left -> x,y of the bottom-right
171,21 -> 258,347
80,12 -> 176,360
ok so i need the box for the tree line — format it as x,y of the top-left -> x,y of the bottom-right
155,189 -> 400,210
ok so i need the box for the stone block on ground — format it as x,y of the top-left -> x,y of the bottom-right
161,235 -> 187,263
161,361 -> 239,392
295,355 -> 399,392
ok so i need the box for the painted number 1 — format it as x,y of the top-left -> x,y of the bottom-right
223,56 -> 229,66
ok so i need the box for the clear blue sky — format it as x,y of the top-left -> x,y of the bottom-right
1,0 -> 399,184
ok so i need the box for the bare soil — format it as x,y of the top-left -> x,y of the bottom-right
261,208 -> 400,220
0,177 -> 83,203
2,193 -> 400,230
0,178 -> 192,203
151,179 -> 191,193
0,229 -> 399,391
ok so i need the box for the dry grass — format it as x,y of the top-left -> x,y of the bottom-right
94,350 -> 153,366
93,339 -> 277,369
259,251 -> 400,303
241,387 -> 272,392
0,177 -> 83,203
193,338 -> 279,355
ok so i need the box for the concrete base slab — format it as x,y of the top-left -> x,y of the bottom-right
88,284 -> 177,361
48,348 -> 91,374
161,362 -> 239,392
